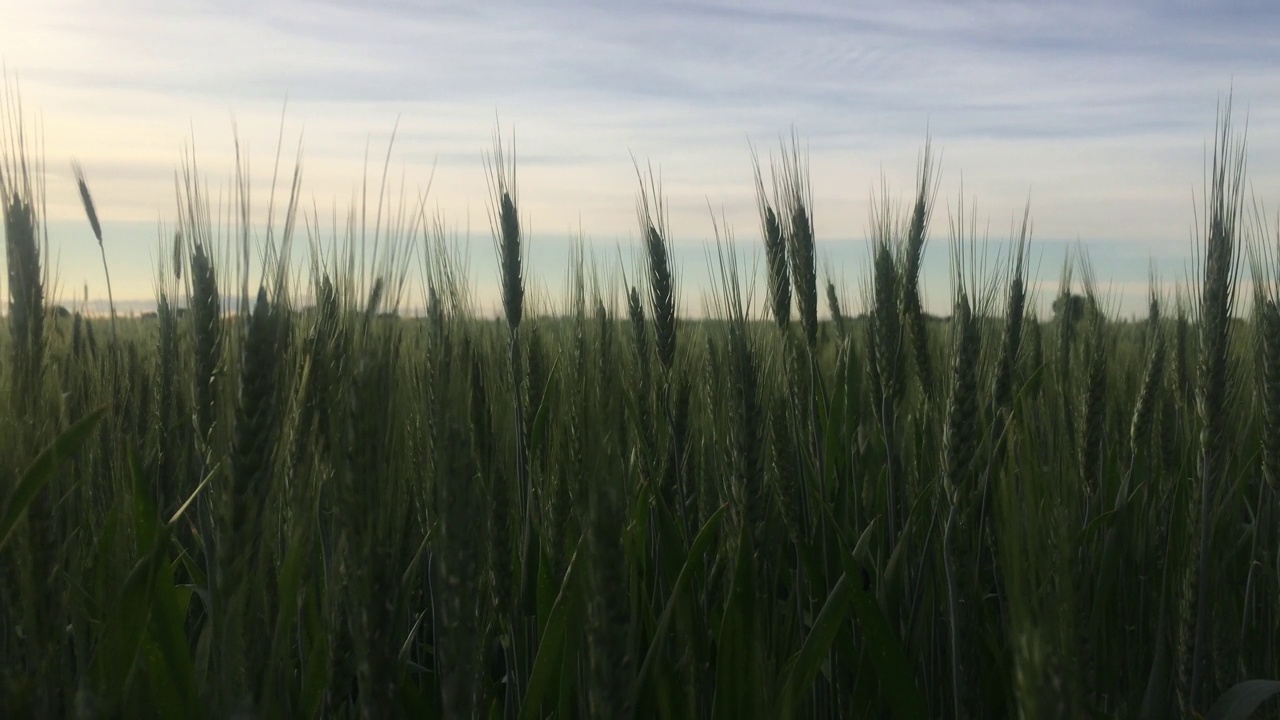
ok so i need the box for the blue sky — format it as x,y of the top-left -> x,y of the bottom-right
3,0 -> 1279,317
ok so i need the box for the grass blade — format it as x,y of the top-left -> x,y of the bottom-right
1206,680 -> 1280,720
781,571 -> 855,719
0,405 -> 106,552
632,503 -> 727,706
519,538 -> 584,720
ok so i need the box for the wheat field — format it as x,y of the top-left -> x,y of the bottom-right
2,100 -> 1279,719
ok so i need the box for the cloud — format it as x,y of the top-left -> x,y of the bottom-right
2,0 -> 1278,315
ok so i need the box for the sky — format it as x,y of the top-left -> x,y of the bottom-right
2,0 -> 1279,318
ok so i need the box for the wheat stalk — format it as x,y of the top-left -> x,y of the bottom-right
753,147 -> 791,332
1180,99 -> 1246,715
993,206 -> 1031,417
1128,285 -> 1165,475
640,220 -> 676,375
191,240 -> 223,445
1078,298 -> 1107,502
902,139 -> 939,399
825,280 -> 846,340
778,136 -> 818,351
219,285 -> 281,710
3,191 -> 42,403
942,283 -> 981,720
71,161 -> 116,339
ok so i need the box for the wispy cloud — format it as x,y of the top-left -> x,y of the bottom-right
2,0 -> 1278,314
